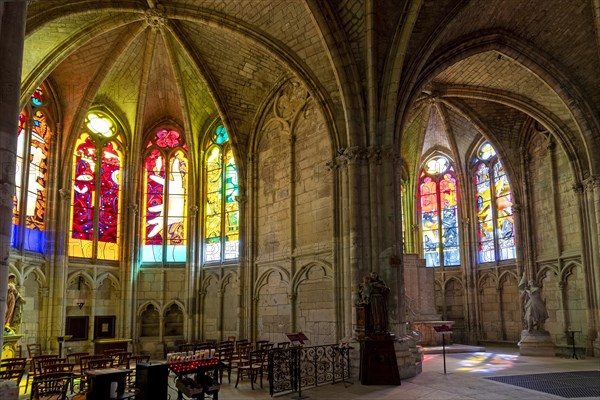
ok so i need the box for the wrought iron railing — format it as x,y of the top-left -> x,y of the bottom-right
268,344 -> 352,396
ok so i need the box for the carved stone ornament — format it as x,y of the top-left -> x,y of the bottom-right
128,203 -> 139,215
59,188 -> 71,201
145,7 -> 167,30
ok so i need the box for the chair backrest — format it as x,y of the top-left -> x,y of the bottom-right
277,342 -> 290,349
27,343 -> 42,358
127,355 -> 150,369
42,363 -> 75,374
87,358 -> 112,370
0,357 -> 27,370
31,372 -> 72,400
32,355 -> 60,375
39,358 -> 66,372
237,342 -> 252,359
0,368 -> 26,385
79,355 -> 105,372
66,352 -> 89,366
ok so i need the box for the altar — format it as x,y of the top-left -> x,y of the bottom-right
94,338 -> 131,355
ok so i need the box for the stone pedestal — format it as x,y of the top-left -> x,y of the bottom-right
518,330 -> 555,356
1,334 -> 23,359
359,334 -> 401,385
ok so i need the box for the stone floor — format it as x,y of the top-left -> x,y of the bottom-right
15,345 -> 600,399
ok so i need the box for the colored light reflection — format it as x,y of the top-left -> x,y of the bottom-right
456,352 -> 518,373
422,351 -> 519,373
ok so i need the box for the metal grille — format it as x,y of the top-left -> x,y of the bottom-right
268,345 -> 352,396
486,370 -> 600,398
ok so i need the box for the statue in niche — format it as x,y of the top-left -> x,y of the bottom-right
519,274 -> 549,332
357,272 -> 390,334
5,274 -> 26,333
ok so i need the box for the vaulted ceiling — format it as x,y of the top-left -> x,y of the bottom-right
20,0 -> 600,178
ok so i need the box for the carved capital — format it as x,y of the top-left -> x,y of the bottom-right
572,181 -> 585,195
512,204 -> 522,213
59,188 -> 70,201
128,203 -> 139,215
288,294 -> 297,303
366,145 -> 381,164
461,217 -> 470,226
341,146 -> 367,165
584,175 -> 600,192
189,205 -> 199,214
235,195 -> 247,204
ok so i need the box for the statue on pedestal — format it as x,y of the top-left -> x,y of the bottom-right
517,273 -> 555,356
4,274 -> 26,334
519,274 -> 549,332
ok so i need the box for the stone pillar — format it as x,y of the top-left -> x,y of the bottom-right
584,176 -> 600,356
0,1 -> 27,354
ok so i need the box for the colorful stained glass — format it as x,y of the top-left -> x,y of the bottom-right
214,125 -> 229,145
69,111 -> 124,260
203,124 -> 239,262
475,163 -> 495,262
425,156 -> 449,175
419,156 -> 460,267
205,145 -> 222,261
145,149 -> 165,245
142,129 -> 188,263
493,160 -> 516,260
155,129 -> 181,148
478,142 -> 496,161
12,87 -> 52,253
85,112 -> 115,137
69,134 -> 97,258
474,142 -> 516,263
224,149 -> 239,259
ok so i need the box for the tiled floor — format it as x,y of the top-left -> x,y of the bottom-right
16,346 -> 600,399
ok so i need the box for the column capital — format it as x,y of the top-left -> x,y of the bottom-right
59,188 -> 71,201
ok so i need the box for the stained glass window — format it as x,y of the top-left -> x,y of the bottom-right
11,86 -> 52,253
142,129 -> 188,263
419,155 -> 460,267
474,142 -> 516,263
69,111 -> 123,261
204,125 -> 239,262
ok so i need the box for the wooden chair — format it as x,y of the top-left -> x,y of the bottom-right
0,357 -> 27,371
217,342 -> 234,383
125,355 -> 150,387
0,367 -> 26,387
30,371 -> 72,400
27,343 -> 42,358
25,354 -> 59,393
86,358 -> 112,370
76,355 -> 104,392
235,349 -> 266,389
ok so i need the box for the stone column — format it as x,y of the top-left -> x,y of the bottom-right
0,1 -> 27,352
584,176 -> 600,355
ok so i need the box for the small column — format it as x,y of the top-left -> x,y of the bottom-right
0,1 -> 27,351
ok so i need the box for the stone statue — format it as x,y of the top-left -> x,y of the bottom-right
5,274 -> 26,332
368,272 -> 390,333
519,274 -> 549,332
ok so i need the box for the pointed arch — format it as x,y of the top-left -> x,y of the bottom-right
418,154 -> 460,267
68,108 -> 125,261
141,126 -> 189,264
202,122 -> 239,263
12,84 -> 56,253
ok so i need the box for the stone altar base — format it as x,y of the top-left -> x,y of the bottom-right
360,334 -> 401,385
518,330 -> 556,356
